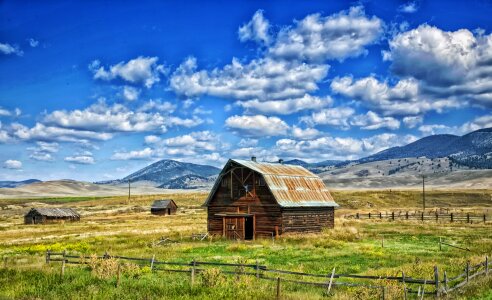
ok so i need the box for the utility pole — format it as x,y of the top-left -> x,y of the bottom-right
128,180 -> 131,205
422,175 -> 426,211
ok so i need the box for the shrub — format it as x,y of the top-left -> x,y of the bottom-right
200,267 -> 225,288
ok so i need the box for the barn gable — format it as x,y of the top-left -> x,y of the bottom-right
204,159 -> 338,208
151,199 -> 177,215
24,207 -> 80,224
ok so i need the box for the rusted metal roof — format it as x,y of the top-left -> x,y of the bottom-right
204,159 -> 338,208
151,199 -> 176,208
26,207 -> 80,218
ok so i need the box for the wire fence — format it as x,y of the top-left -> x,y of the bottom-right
345,210 -> 489,224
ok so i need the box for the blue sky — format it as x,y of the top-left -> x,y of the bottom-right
1,0 -> 492,181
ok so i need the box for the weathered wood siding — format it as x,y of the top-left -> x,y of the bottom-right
281,207 -> 334,233
207,164 -> 283,236
151,201 -> 178,215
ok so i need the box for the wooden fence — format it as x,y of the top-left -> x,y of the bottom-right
346,210 -> 489,224
45,250 -> 491,299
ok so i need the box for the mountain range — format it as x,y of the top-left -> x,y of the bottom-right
3,127 -> 491,191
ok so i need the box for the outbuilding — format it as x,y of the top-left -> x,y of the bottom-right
151,199 -> 178,215
24,208 -> 80,224
203,157 -> 338,240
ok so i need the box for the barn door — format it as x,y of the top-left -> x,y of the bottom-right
223,217 -> 245,240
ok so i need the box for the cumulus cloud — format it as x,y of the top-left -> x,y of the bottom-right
403,116 -> 423,128
274,133 -> 417,160
300,107 -> 355,129
331,76 -> 459,115
42,99 -> 201,135
269,6 -> 384,62
237,94 -> 332,115
0,42 -> 23,56
111,148 -> 155,160
383,25 -> 492,107
90,56 -> 167,88
291,126 -> 321,140
398,1 -> 419,13
170,56 -> 328,102
64,155 -> 95,165
238,10 -> 270,44
9,122 -> 112,143
0,107 -> 22,117
3,159 -> 22,169
349,111 -> 400,130
122,86 -> 140,101
29,38 -> 39,47
28,141 -> 59,162
225,115 -> 290,137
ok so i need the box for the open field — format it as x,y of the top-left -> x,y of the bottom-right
0,190 -> 491,299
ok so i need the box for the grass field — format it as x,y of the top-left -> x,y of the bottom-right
0,189 -> 491,299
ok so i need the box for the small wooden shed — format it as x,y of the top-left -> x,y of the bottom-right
24,208 -> 80,224
204,158 -> 338,240
151,199 -> 178,215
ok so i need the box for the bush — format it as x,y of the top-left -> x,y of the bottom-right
200,268 -> 225,287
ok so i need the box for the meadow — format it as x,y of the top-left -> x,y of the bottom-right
0,190 -> 491,299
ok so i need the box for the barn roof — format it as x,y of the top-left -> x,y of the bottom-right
151,199 -> 176,208
204,159 -> 338,208
27,207 -> 80,217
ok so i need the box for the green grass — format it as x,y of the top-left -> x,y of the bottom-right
0,190 -> 491,299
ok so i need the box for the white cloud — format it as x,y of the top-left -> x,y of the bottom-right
418,124 -> 453,136
0,42 -> 23,56
238,10 -> 270,44
170,56 -> 328,102
42,99 -> 200,135
29,38 -> 39,47
64,155 -> 95,165
269,6 -> 384,62
291,126 -> 321,140
459,114 -> 492,133
349,111 -> 400,130
398,1 -> 419,13
237,94 -> 332,114
0,107 -> 22,117
300,107 -> 355,128
383,25 -> 492,107
225,115 -> 290,137
10,122 -> 112,143
403,116 -> 423,128
122,86 -> 140,101
3,159 -> 22,169
111,148 -> 155,160
28,142 -> 59,162
331,76 -> 459,115
90,56 -> 167,88
238,138 -> 258,147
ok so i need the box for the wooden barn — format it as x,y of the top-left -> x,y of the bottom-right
203,157 -> 338,240
24,208 -> 80,224
151,199 -> 178,215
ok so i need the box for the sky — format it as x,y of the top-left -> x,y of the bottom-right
1,0 -> 492,181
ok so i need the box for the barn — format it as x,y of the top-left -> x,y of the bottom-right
203,157 -> 338,240
24,208 -> 80,224
151,199 -> 178,215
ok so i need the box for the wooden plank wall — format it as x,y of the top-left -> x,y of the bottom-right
281,207 -> 334,233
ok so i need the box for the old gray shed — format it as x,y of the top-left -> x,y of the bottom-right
24,208 -> 80,224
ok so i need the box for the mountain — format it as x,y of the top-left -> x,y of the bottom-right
359,127 -> 492,168
98,159 -> 220,187
283,159 -> 343,173
0,179 -> 41,188
158,174 -> 216,189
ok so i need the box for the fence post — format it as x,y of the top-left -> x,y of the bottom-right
443,271 -> 448,294
439,237 -> 442,251
327,267 -> 335,295
380,212 -> 382,219
61,250 -> 66,277
484,214 -> 486,223
116,264 -> 121,287
46,249 -> 51,264
421,212 -> 424,221
467,213 -> 470,224
191,259 -> 196,286
434,266 -> 439,298
451,213 -> 453,222
256,259 -> 260,279
486,256 -> 489,275
402,271 -> 407,300
369,213 -> 371,219
150,254 -> 155,271
382,286 -> 386,300
392,212 -> 395,220
436,212 -> 438,222
406,211 -> 409,220
276,277 -> 281,300
466,261 -> 470,282
420,279 -> 426,300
